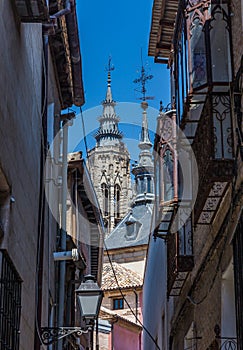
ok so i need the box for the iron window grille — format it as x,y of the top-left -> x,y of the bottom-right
0,250 -> 22,350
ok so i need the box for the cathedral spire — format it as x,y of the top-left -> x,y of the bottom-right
94,58 -> 122,146
105,57 -> 113,103
132,101 -> 154,204
131,57 -> 155,204
139,101 -> 152,151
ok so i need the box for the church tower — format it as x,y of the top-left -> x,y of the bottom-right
104,99 -> 155,273
132,101 -> 154,204
87,65 -> 132,233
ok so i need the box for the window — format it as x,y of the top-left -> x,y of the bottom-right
140,176 -> 146,194
101,183 -> 109,216
125,219 -> 141,240
47,103 -> 54,148
147,176 -> 152,193
0,250 -> 22,350
113,298 -> 124,310
174,14 -> 189,121
114,184 -> 120,219
189,13 -> 206,90
163,148 -> 174,202
210,3 -> 232,84
155,157 -> 161,209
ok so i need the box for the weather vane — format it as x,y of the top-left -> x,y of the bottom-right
106,55 -> 115,73
133,50 -> 154,101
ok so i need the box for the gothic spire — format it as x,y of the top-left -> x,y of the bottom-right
105,63 -> 113,102
139,101 -> 152,151
94,58 -> 123,146
132,101 -> 154,204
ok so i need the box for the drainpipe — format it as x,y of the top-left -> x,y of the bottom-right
57,116 -> 73,350
51,0 -> 72,19
53,249 -> 79,261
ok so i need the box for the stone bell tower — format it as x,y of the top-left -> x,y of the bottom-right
87,64 -> 132,234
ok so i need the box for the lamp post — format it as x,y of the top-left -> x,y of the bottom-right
76,275 -> 104,350
40,275 -> 103,347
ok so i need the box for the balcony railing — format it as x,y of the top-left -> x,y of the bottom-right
192,94 -> 234,224
213,325 -> 238,350
167,210 -> 194,297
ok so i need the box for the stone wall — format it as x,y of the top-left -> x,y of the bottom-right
0,1 -> 61,348
88,144 -> 133,232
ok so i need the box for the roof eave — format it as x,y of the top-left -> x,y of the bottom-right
49,0 -> 84,109
148,0 -> 178,64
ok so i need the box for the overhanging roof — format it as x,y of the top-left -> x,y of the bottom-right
14,0 -> 85,108
148,0 -> 178,63
99,307 -> 142,332
49,0 -> 85,108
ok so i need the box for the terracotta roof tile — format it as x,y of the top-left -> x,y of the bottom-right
101,262 -> 143,291
100,306 -> 142,331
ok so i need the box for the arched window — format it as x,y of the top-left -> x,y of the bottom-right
140,176 -> 145,194
114,184 -> 120,219
163,148 -> 174,202
101,183 -> 109,216
147,176 -> 151,193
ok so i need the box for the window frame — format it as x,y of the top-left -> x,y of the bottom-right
113,297 -> 124,310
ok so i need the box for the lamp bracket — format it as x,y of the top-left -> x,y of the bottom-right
40,327 -> 89,345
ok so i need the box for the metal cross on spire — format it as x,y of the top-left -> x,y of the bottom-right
106,56 -> 115,72
105,56 -> 115,84
133,50 -> 154,101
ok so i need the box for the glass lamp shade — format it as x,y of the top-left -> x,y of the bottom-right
75,275 -> 103,320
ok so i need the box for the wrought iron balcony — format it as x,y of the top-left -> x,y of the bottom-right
153,204 -> 194,297
167,212 -> 194,297
167,236 -> 194,297
213,324 -> 237,350
191,94 -> 234,224
153,108 -> 194,296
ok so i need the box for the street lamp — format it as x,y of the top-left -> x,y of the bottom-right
40,275 -> 103,346
76,275 -> 104,324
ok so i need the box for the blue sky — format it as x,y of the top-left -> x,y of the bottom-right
68,0 -> 170,160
